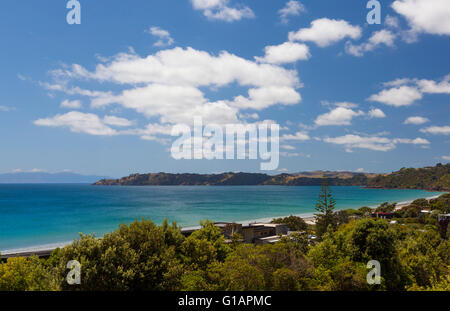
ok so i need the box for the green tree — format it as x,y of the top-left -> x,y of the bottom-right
0,256 -> 59,291
348,219 -> 410,290
398,229 -> 449,288
271,215 -> 307,231
56,218 -> 184,291
315,178 -> 337,238
375,202 -> 397,213
272,268 -> 300,291
181,220 -> 229,271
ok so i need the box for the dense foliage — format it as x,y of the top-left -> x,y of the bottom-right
271,216 -> 308,231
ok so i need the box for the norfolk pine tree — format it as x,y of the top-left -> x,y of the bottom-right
315,178 -> 338,238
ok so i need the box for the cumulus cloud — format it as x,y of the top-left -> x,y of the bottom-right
323,134 -> 430,152
230,86 -> 301,110
63,47 -> 299,88
345,29 -> 396,57
385,15 -> 400,29
417,75 -> 450,94
190,0 -> 254,22
392,0 -> 450,36
404,116 -> 429,125
34,111 -> 118,136
281,144 -> 296,150
103,115 -> 134,127
370,75 -> 450,109
255,42 -> 310,64
315,106 -> 364,126
44,47 -> 301,126
289,18 -> 362,47
442,156 -> 450,161
279,1 -> 305,24
281,131 -> 310,141
368,108 -> 386,119
420,126 -> 450,135
368,85 -> 423,107
147,26 -> 174,47
60,99 -> 82,109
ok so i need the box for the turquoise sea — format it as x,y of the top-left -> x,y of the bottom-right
0,184 -> 444,252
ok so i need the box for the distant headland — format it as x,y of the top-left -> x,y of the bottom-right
93,163 -> 450,191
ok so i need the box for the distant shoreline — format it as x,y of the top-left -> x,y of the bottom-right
2,193 -> 446,258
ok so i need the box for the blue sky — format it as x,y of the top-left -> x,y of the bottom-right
0,0 -> 449,177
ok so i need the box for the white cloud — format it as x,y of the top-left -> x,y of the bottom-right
392,0 -> 450,36
377,75 -> 450,104
230,86 -> 301,110
13,168 -> 48,173
334,102 -> 359,109
147,26 -> 174,47
103,115 -> 134,127
255,42 -> 310,64
385,15 -> 400,29
39,45 -> 306,142
279,1 -> 305,24
345,29 -> 396,57
289,18 -> 362,47
392,137 -> 430,145
47,47 -> 301,125
190,0 -> 254,22
34,111 -> 117,136
315,106 -> 364,126
417,75 -> 450,94
281,144 -> 296,150
382,78 -> 415,88
368,108 -> 386,119
368,85 -> 422,107
280,151 -> 310,158
323,134 -> 430,152
420,126 -> 450,135
404,116 -> 429,125
281,131 -> 310,141
324,134 -> 395,152
442,156 -> 450,161
92,83 -> 240,125
60,99 -> 82,109
64,47 -> 299,88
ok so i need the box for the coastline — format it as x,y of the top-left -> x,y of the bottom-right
1,193 -> 446,258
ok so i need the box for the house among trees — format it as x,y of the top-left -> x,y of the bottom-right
438,213 -> 450,237
372,212 -> 395,220
181,222 -> 290,244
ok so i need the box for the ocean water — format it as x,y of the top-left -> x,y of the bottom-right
0,184 -> 444,252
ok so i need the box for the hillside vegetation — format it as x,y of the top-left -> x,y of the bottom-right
94,164 -> 450,191
93,172 -> 374,186
367,163 -> 450,191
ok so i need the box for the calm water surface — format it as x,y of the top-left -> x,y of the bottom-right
0,184 -> 444,251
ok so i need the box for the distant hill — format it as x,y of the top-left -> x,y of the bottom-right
93,164 -> 450,191
93,171 -> 375,187
367,163 -> 450,191
0,172 -> 110,184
